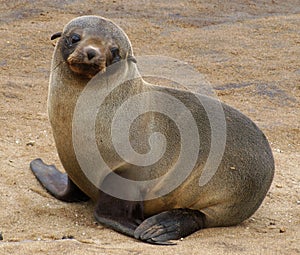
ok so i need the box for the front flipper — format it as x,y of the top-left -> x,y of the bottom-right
94,189 -> 144,237
134,209 -> 205,245
30,158 -> 89,202
94,172 -> 144,237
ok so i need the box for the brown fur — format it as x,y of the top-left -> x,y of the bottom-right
48,15 -> 274,228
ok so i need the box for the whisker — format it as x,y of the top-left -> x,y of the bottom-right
52,61 -> 64,72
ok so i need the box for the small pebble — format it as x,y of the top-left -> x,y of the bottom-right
0,232 -> 3,241
62,235 -> 74,239
26,140 -> 35,146
279,228 -> 286,233
297,201 -> 300,205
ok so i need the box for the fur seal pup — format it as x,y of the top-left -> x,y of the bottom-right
30,15 -> 274,245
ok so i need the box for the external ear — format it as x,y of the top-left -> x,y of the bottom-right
128,55 -> 137,63
51,32 -> 62,40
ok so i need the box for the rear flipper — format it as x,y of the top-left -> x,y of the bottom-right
30,158 -> 89,202
134,209 -> 205,245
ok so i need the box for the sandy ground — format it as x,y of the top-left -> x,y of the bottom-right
0,1 -> 299,254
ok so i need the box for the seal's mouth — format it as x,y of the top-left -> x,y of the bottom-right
66,45 -> 109,79
67,61 -> 106,79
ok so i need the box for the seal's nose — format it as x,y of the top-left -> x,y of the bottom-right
86,48 -> 97,60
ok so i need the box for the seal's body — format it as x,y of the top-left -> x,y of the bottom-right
30,16 -> 274,244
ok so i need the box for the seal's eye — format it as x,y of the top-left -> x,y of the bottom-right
70,33 -> 81,44
110,47 -> 119,56
110,47 -> 121,64
65,33 -> 81,48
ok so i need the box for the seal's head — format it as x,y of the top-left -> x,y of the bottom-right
51,16 -> 136,79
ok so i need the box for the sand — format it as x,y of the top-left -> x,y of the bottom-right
0,1 -> 299,254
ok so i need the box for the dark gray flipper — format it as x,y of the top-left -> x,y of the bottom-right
94,172 -> 144,237
94,189 -> 144,237
134,209 -> 205,245
95,172 -> 204,245
30,158 -> 89,202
